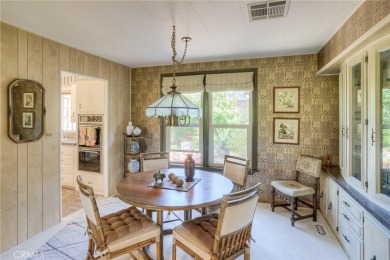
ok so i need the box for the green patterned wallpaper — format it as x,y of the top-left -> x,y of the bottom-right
131,54 -> 339,202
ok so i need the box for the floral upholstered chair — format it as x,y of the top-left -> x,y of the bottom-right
271,155 -> 322,226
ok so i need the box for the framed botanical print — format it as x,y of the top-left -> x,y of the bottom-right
273,87 -> 300,113
22,112 -> 34,129
23,92 -> 35,108
273,118 -> 300,145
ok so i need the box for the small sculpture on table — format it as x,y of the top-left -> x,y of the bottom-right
153,170 -> 166,186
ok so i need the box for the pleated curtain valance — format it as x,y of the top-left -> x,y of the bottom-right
161,74 -> 205,94
205,72 -> 254,92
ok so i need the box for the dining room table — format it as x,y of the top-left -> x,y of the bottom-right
115,167 -> 234,258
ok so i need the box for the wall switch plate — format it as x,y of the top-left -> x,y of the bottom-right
46,130 -> 54,139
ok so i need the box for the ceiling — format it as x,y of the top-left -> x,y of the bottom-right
1,0 -> 363,68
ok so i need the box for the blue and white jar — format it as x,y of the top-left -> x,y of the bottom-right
128,140 -> 140,155
128,158 -> 140,173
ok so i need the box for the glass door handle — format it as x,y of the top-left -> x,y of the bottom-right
371,128 -> 375,146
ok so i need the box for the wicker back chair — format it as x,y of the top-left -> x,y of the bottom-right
140,152 -> 169,172
77,176 -> 161,259
172,183 -> 260,260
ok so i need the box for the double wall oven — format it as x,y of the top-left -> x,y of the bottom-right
78,115 -> 103,173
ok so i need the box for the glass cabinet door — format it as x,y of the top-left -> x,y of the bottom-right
379,48 -> 390,197
350,62 -> 363,182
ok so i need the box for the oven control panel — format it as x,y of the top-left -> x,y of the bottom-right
79,115 -> 103,124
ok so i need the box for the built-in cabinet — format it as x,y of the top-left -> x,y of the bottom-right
61,145 -> 76,186
339,35 -> 390,207
320,172 -> 390,260
364,214 -> 390,260
75,78 -> 105,115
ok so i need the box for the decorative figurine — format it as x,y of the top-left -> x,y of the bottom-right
153,170 -> 166,185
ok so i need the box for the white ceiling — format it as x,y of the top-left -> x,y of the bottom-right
1,0 -> 363,68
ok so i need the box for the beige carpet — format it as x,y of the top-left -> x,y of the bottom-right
30,197 -> 347,260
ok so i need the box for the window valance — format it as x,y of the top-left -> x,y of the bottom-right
161,75 -> 205,94
205,72 -> 254,92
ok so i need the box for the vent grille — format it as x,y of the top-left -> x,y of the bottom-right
248,0 -> 290,21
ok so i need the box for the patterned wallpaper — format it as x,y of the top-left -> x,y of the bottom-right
131,54 -> 339,202
318,0 -> 390,70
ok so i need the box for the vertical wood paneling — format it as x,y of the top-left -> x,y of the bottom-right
27,32 -> 43,238
0,23 -> 18,252
69,48 -> 76,72
60,45 -> 70,72
17,29 -> 28,243
108,62 -> 118,195
117,65 -> 124,182
86,54 -> 99,78
75,49 -> 84,75
42,39 -> 60,229
1,22 -> 131,252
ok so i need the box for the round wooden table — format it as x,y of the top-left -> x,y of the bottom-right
115,168 -> 234,258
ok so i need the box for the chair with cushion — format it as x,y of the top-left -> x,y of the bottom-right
172,183 -> 260,260
271,155 -> 321,226
140,152 -> 169,172
76,175 -> 161,260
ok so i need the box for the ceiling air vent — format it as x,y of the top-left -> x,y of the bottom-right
248,0 -> 290,21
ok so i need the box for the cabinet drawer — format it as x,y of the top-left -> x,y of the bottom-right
61,154 -> 73,166
79,173 -> 103,194
61,146 -> 74,156
61,174 -> 74,186
338,216 -> 362,260
339,204 -> 363,238
61,165 -> 73,176
339,190 -> 363,223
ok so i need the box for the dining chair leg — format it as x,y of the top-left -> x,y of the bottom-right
244,246 -> 250,260
184,210 -> 192,221
172,238 -> 177,260
156,236 -> 162,260
157,210 -> 164,259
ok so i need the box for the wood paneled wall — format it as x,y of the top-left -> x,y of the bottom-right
0,22 -> 130,252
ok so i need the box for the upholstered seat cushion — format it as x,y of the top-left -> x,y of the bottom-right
173,213 -> 219,259
101,206 -> 161,252
271,180 -> 315,197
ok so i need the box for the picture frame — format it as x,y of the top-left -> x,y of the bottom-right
23,92 -> 35,108
273,118 -> 300,145
273,87 -> 300,113
22,112 -> 34,129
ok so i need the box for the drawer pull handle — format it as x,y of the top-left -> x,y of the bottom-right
328,202 -> 332,210
343,214 -> 350,221
343,201 -> 350,207
342,234 -> 350,244
370,256 -> 376,260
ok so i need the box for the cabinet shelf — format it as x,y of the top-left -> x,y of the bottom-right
124,134 -> 143,175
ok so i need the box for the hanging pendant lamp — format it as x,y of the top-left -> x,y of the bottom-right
145,26 -> 201,127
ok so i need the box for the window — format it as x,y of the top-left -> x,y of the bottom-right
209,91 -> 251,165
164,71 -> 256,168
62,94 -> 76,131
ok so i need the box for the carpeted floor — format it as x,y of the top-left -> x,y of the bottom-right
28,197 -> 348,260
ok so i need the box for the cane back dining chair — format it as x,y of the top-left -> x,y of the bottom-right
271,155 -> 322,226
140,152 -> 169,172
76,176 -> 161,260
172,183 -> 260,260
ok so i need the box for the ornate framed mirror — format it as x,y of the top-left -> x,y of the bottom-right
8,79 -> 46,143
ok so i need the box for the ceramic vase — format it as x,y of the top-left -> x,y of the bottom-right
128,140 -> 140,154
128,158 -> 140,173
184,154 -> 195,182
126,124 -> 134,136
133,127 -> 142,136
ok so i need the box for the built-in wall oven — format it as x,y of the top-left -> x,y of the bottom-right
78,115 -> 103,173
